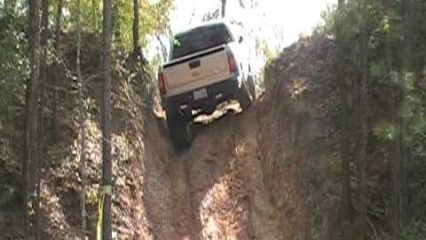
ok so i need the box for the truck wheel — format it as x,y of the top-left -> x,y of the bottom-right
247,75 -> 256,100
166,108 -> 192,149
237,82 -> 253,111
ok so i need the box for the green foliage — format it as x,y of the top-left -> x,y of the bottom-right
86,185 -> 99,205
401,220 -> 426,240
0,3 -> 27,121
373,121 -> 397,141
66,0 -> 103,33
313,0 -> 426,237
65,0 -> 173,49
114,0 -> 174,49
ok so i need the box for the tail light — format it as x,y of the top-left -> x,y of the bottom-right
158,71 -> 166,95
227,51 -> 237,73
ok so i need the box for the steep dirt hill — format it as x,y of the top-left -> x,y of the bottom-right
1,35 -> 342,240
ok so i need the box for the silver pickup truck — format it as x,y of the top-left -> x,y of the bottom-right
158,21 -> 255,148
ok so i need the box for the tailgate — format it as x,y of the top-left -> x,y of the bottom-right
163,47 -> 231,97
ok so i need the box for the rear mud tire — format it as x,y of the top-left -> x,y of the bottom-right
165,108 -> 192,150
247,75 -> 256,100
237,82 -> 253,111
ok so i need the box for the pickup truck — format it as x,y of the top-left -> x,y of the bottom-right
158,21 -> 255,148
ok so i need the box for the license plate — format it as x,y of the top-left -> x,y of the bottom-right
193,88 -> 208,100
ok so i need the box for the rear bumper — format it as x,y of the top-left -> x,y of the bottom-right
162,78 -> 239,115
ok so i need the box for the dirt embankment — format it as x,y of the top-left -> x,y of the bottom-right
259,36 -> 343,239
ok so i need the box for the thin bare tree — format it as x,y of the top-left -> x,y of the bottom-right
357,22 -> 369,240
133,0 -> 140,58
23,0 -> 41,238
336,0 -> 353,221
101,0 -> 113,239
34,1 -> 50,238
75,0 -> 87,239
221,0 -> 226,17
392,0 -> 412,237
52,0 -> 63,139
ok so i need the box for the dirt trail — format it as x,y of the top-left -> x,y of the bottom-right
143,104 -> 282,240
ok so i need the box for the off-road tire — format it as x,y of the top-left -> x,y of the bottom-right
237,81 -> 253,111
165,108 -> 192,149
247,75 -> 256,100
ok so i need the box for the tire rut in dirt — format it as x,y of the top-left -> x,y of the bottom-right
146,107 -> 282,240
186,111 -> 258,239
168,152 -> 201,240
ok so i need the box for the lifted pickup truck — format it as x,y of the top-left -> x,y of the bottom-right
158,21 -> 255,148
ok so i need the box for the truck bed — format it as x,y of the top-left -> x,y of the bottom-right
162,45 -> 233,97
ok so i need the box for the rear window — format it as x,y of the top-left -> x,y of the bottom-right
171,23 -> 234,60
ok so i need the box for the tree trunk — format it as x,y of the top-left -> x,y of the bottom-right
40,0 -> 49,76
397,0 -> 412,232
79,121 -> 87,240
383,1 -> 400,239
340,95 -> 353,220
40,0 -> 49,94
221,0 -> 226,18
34,1 -> 49,239
336,0 -> 353,222
132,0 -> 141,60
23,0 -> 41,238
357,23 -> 369,240
101,0 -> 113,239
52,0 -> 63,139
390,1 -> 413,238
76,0 -> 87,239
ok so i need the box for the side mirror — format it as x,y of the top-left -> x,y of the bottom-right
238,36 -> 244,44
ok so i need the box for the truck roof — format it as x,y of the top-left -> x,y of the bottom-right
174,20 -> 232,37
